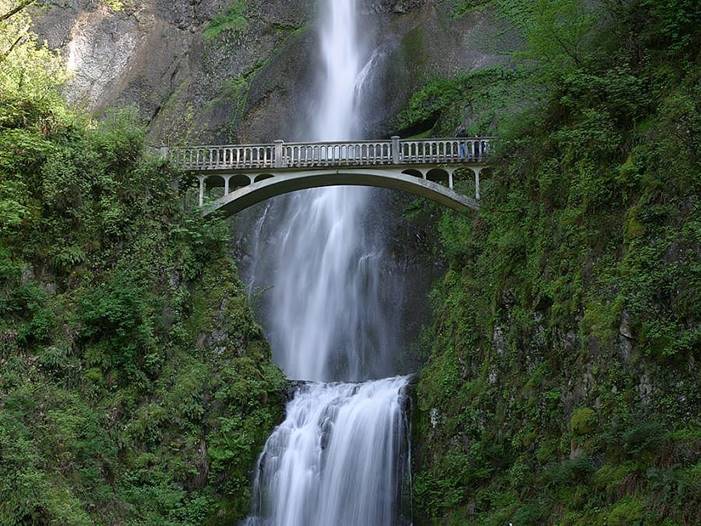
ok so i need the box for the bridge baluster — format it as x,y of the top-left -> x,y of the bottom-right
168,137 -> 491,210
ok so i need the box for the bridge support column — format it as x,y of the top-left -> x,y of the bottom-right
448,169 -> 455,190
224,175 -> 231,196
197,176 -> 206,207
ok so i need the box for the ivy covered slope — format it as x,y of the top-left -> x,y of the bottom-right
409,1 -> 701,525
0,4 -> 284,525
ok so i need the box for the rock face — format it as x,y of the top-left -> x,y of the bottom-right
35,0 -> 517,143
35,0 -> 312,143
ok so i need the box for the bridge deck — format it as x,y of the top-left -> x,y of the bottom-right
165,137 -> 491,172
164,137 -> 491,215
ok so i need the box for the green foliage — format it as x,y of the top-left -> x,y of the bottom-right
411,1 -> 701,524
0,1 -> 68,101
395,67 -> 534,136
570,408 -> 596,436
0,9 -> 285,524
520,0 -> 597,77
204,0 -> 249,41
607,496 -> 645,526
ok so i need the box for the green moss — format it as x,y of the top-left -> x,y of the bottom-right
401,26 -> 428,71
204,0 -> 249,41
410,1 -> 701,524
607,496 -> 646,526
570,408 -> 597,436
0,51 -> 285,523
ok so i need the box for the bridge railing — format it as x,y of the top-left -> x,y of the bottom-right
165,137 -> 491,172
167,144 -> 277,171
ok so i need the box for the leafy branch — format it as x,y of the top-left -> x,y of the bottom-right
0,0 -> 36,23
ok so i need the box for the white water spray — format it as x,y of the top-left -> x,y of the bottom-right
244,378 -> 411,526
247,0 -> 399,383
242,1 -> 411,524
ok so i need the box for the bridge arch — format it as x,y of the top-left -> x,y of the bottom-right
402,168 -> 424,179
201,169 -> 480,217
426,168 -> 451,186
255,173 -> 275,183
169,137 -> 491,213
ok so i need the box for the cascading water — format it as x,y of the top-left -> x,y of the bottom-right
242,1 -> 411,524
244,378 -> 411,526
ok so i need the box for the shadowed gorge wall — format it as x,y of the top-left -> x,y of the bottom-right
402,2 -> 701,524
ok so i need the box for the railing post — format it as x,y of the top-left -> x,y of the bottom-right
391,136 -> 400,164
275,140 -> 285,168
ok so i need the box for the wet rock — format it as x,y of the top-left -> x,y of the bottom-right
618,309 -> 633,361
429,407 -> 440,429
638,373 -> 653,405
493,325 -> 506,355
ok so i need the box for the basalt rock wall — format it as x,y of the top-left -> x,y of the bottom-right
35,0 -> 518,144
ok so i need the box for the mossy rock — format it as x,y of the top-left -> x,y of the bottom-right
570,407 -> 597,436
607,496 -> 646,526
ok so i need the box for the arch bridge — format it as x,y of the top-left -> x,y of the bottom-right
164,137 -> 491,216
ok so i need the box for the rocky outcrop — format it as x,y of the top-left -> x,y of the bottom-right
34,0 -> 311,143
35,0 -> 518,144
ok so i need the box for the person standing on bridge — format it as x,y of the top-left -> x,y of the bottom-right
456,125 -> 468,159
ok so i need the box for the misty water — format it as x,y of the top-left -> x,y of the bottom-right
242,1 -> 412,525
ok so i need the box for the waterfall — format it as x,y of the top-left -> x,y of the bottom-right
245,0 -> 399,383
243,378 -> 411,526
242,1 -> 411,524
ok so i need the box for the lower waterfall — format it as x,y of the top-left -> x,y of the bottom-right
243,377 -> 411,526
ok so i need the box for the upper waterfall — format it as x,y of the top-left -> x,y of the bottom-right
244,0 -> 402,382
314,0 -> 363,141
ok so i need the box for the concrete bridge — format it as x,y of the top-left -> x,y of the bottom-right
165,137 -> 491,216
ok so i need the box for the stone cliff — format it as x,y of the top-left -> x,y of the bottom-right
34,0 -> 518,144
